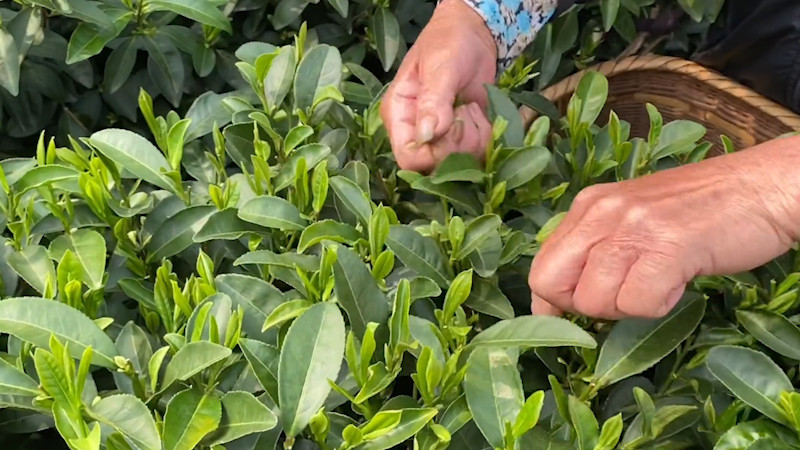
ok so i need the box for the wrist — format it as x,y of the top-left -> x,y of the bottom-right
454,0 -> 558,72
437,0 -> 498,61
732,135 -> 800,243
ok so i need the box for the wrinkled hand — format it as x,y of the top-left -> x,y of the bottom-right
529,137 -> 800,320
380,0 -> 496,172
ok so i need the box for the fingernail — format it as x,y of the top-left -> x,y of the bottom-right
417,116 -> 436,144
452,118 -> 465,142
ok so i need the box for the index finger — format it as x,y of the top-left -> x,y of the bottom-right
381,59 -> 438,171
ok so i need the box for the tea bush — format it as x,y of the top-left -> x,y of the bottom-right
8,1 -> 800,450
0,0 -> 720,155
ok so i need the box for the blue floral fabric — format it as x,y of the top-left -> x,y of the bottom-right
460,0 -> 557,72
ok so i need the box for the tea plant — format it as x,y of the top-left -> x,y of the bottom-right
0,31 -> 798,450
0,0 -> 724,158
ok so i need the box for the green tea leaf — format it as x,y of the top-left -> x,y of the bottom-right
601,0 -> 620,31
194,208 -> 269,242
238,196 -> 308,231
104,36 -> 138,94
162,342 -> 232,391
144,34 -> 184,108
371,8 -> 400,72
0,28 -> 21,96
707,345 -> 793,426
298,220 -> 362,253
150,0 -> 231,32
275,143 -> 331,191
330,175 -> 373,226
716,422 -> 796,449
736,309 -> 800,360
15,165 -> 79,194
271,0 -> 310,29
357,408 -> 438,450
293,44 -> 342,111
469,316 -> 596,350
454,215 -> 502,260
431,154 -> 485,184
89,394 -> 161,450
279,302 -> 345,437
568,396 -> 599,450
0,358 -> 39,397
486,85 -> 524,147
264,46 -> 296,110
386,225 -> 453,288
333,245 -> 390,339
572,71 -> 608,125
8,245 -> 54,296
262,299 -> 313,331
205,391 -> 278,445
0,297 -> 119,368
494,146 -> 551,190
163,388 -> 222,450
87,128 -> 175,192
464,277 -> 513,320
238,338 -> 280,404
235,249 -> 319,272
146,205 -> 216,263
216,274 -> 287,343
512,391 -> 544,438
651,120 -> 707,160
409,177 -> 481,216
592,293 -> 705,388
464,347 -> 523,448
49,229 -> 106,291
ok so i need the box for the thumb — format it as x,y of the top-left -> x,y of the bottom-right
415,58 -> 460,145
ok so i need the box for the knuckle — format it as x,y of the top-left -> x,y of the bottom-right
591,193 -> 627,214
573,184 -> 612,210
528,273 -> 560,305
620,203 -> 653,227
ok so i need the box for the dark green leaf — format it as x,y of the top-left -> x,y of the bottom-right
707,345 -> 793,426
737,309 -> 800,360
279,302 -> 345,437
386,225 -> 454,288
469,316 -> 596,350
293,44 -> 342,111
144,34 -> 184,108
298,220 -> 362,253
465,278 -> 514,320
372,8 -> 400,72
464,347 -> 523,448
163,388 -> 222,450
146,206 -> 216,263
592,293 -> 705,388
333,245 -> 390,339
150,0 -> 231,32
495,146 -> 551,190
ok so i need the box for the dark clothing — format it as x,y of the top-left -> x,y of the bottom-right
693,0 -> 800,114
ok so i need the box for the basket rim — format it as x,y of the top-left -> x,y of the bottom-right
520,54 -> 800,133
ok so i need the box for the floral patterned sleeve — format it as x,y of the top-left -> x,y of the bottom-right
460,0 -> 558,72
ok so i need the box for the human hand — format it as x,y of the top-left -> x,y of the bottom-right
380,0 -> 497,172
528,136 -> 800,320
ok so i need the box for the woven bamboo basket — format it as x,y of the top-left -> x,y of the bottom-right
520,54 -> 800,157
